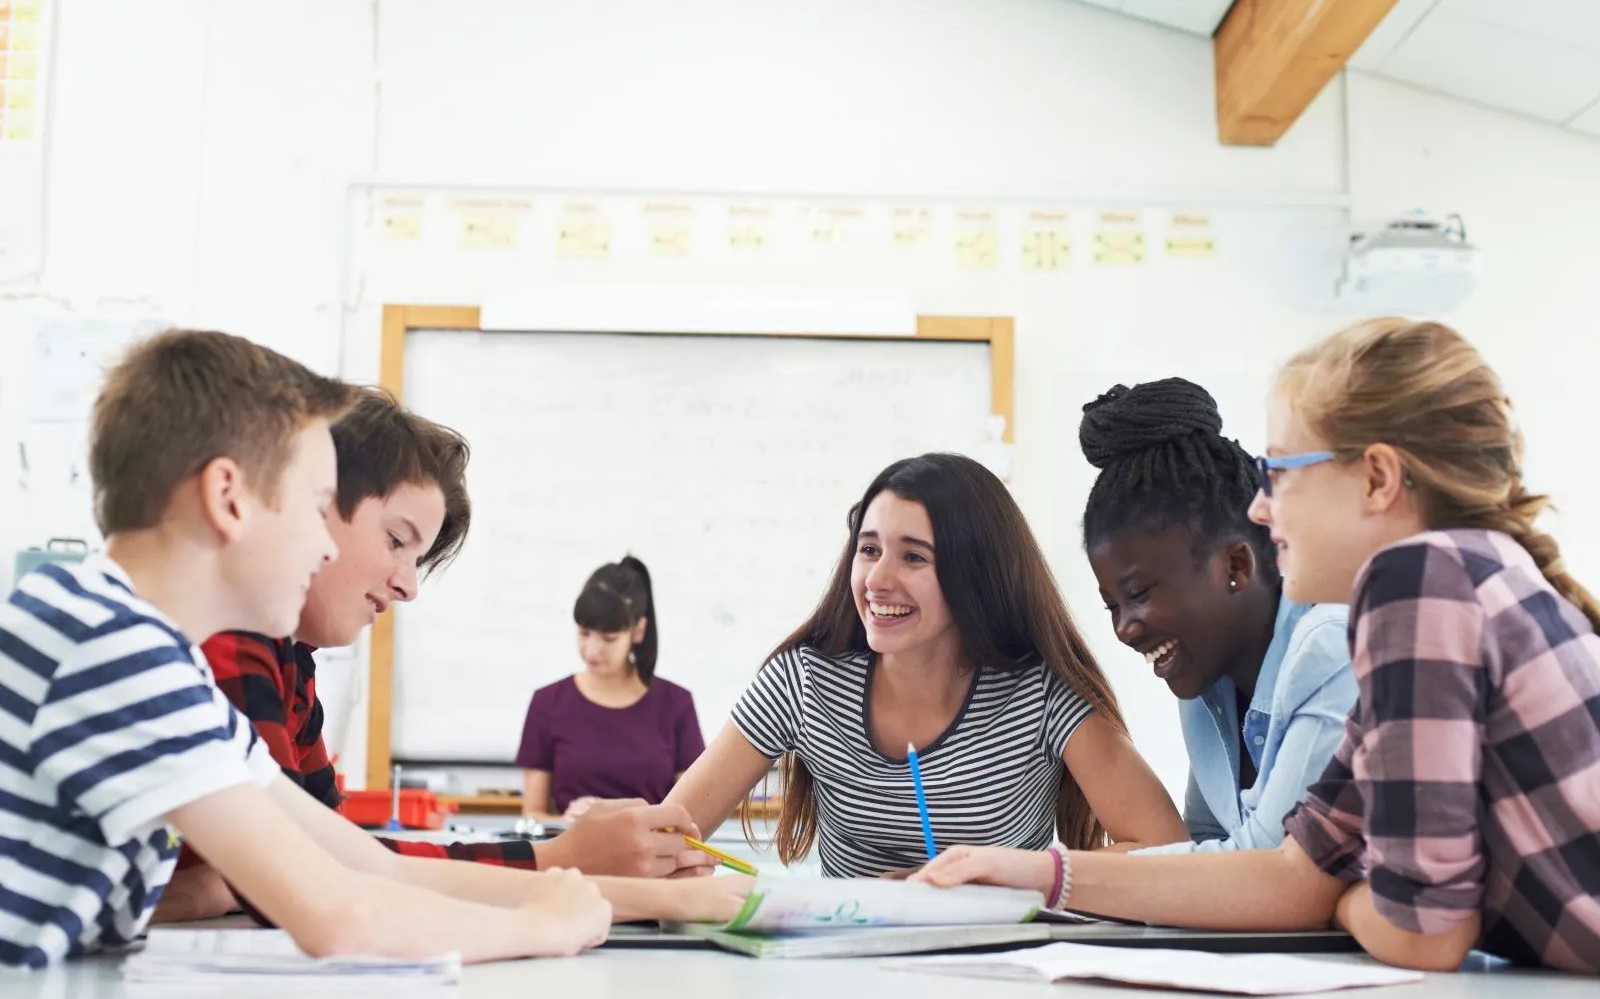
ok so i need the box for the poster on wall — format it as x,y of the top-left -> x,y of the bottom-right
0,0 -> 49,283
28,316 -> 168,424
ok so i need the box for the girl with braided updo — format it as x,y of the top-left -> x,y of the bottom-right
1078,377 -> 1354,855
910,320 -> 1600,976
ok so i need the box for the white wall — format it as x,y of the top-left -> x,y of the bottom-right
5,0 -> 1599,800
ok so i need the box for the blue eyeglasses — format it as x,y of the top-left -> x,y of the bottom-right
1254,451 -> 1336,496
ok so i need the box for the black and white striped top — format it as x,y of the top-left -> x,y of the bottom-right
0,557 -> 277,968
731,645 -> 1093,878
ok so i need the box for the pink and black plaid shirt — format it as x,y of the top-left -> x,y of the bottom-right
1286,529 -> 1600,974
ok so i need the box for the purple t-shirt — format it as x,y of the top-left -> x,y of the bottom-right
515,675 -> 705,812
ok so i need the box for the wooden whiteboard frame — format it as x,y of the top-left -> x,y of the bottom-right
366,303 -> 1016,790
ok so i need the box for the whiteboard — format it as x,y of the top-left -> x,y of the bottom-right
391,329 -> 993,762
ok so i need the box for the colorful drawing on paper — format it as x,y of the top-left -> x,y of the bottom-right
1021,210 -> 1070,271
1092,210 -> 1146,266
1165,210 -> 1216,259
954,211 -> 998,270
726,203 -> 771,251
643,201 -> 694,258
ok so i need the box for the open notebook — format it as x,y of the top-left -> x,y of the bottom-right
886,942 -> 1424,995
123,929 -> 460,989
663,876 -> 1051,958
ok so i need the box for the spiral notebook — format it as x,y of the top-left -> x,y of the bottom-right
661,876 -> 1049,958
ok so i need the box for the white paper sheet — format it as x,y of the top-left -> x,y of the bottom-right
887,942 -> 1424,995
123,929 -> 460,989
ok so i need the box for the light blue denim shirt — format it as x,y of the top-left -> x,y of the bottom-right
1136,595 -> 1354,855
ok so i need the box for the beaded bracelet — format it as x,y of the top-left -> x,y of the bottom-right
1045,844 -> 1073,909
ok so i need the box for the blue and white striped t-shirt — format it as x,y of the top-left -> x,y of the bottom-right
0,556 -> 278,968
732,646 -> 1093,878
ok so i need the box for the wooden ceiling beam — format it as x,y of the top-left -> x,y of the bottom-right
1215,0 -> 1400,146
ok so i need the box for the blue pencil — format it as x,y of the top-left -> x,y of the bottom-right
906,742 -> 937,861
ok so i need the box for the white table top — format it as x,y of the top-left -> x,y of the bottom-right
1,935 -> 1587,999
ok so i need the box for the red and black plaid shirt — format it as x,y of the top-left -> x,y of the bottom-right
196,631 -> 537,871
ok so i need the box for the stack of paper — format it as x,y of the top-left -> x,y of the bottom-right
123,929 -> 460,990
886,942 -> 1425,994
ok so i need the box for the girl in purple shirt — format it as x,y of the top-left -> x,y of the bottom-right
517,557 -> 705,824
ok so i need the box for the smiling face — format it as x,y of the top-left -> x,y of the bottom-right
1089,523 -> 1260,700
1247,392 -> 1376,605
221,419 -> 342,639
294,479 -> 446,647
849,491 -> 961,664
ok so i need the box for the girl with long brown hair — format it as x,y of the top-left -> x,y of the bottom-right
912,320 -> 1600,975
666,453 -> 1184,877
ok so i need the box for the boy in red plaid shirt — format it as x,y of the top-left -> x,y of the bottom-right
158,388 -> 730,924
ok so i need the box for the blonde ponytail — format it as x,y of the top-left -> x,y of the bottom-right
1279,318 -> 1600,633
1468,486 -> 1600,633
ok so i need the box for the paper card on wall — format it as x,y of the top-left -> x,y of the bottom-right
1093,230 -> 1146,265
1,111 -> 30,140
954,210 -> 998,270
453,197 -> 530,249
1093,210 -> 1146,266
1021,210 -> 1070,271
6,20 -> 38,51
12,0 -> 43,22
643,201 -> 694,258
378,195 -> 425,241
726,203 -> 771,251
890,206 -> 933,248
556,202 -> 612,260
1166,210 -> 1216,259
5,80 -> 33,110
806,204 -> 866,246
28,317 -> 169,423
9,51 -> 37,79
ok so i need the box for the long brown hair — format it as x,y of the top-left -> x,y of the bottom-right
1277,318 -> 1600,631
743,453 -> 1125,862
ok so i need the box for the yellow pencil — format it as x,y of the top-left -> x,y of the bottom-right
683,835 -> 759,876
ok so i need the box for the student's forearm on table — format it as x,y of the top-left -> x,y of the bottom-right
588,876 -> 679,922
390,853 -> 552,907
1336,883 -> 1478,972
1066,842 -> 1343,930
390,858 -> 670,923
297,870 -> 565,962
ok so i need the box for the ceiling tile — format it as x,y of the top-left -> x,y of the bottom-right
1350,0 -> 1444,71
1379,8 -> 1600,121
1568,95 -> 1600,134
1440,0 -> 1600,50
1116,0 -> 1234,35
